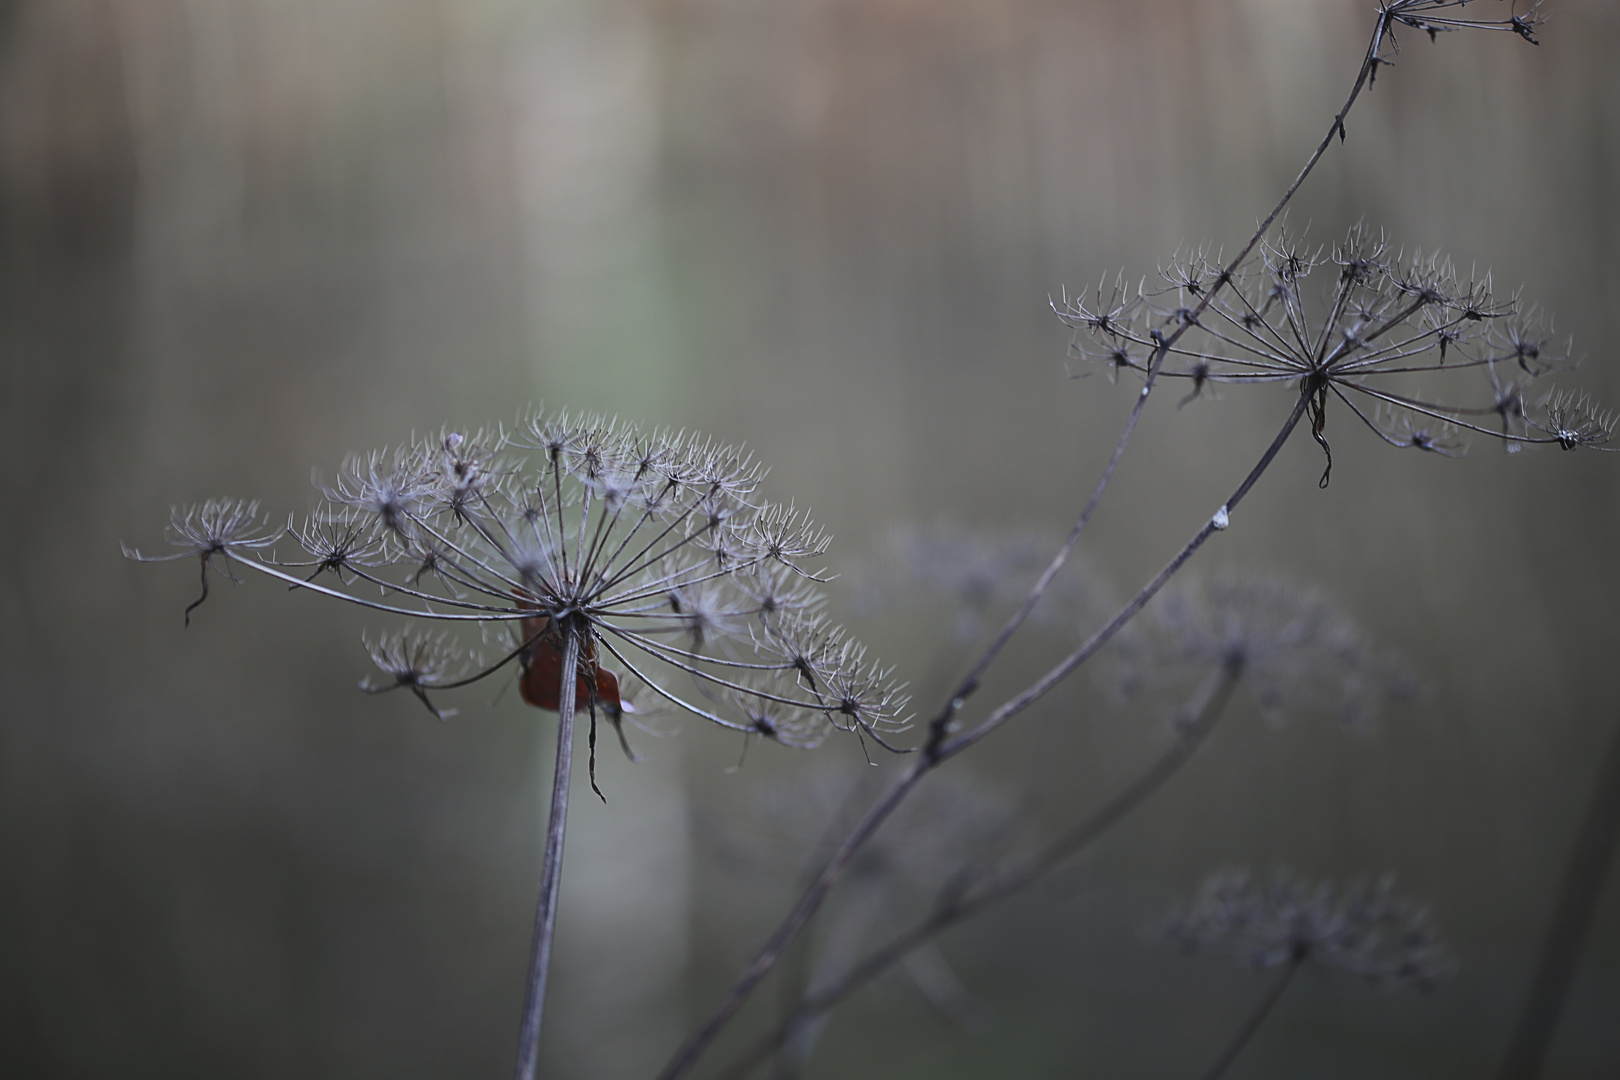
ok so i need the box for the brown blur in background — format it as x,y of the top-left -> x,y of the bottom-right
3,1 -> 1618,1077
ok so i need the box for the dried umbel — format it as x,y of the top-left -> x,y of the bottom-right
126,412 -> 910,758
1378,0 -> 1545,47
1111,574 -> 1416,732
1168,868 -> 1455,993
1058,226 -> 1614,484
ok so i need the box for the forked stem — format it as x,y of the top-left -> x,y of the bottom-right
513,632 -> 581,1080
718,665 -> 1242,1080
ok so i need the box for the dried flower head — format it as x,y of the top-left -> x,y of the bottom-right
360,629 -> 465,720
1531,389 -> 1617,451
127,411 -> 911,762
1057,224 -> 1611,483
1378,0 -> 1545,49
119,499 -> 282,624
1168,868 -> 1456,992
1111,574 -> 1416,732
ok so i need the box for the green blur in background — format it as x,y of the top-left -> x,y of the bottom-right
2,1 -> 1617,1077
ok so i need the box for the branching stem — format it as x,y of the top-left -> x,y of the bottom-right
718,665 -> 1242,1080
658,393 -> 1309,1080
657,11 -> 1390,1075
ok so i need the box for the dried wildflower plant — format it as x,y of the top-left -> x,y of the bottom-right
1168,867 -> 1455,993
1111,574 -> 1418,733
127,410 -> 910,1078
126,412 -> 909,756
744,768 -> 1019,898
125,4 -> 1598,1077
660,8 -> 1579,1077
1059,226 -> 1613,486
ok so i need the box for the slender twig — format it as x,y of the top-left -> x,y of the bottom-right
1496,712 -> 1620,1080
718,665 -> 1242,1080
1199,955 -> 1302,1080
513,632 -> 581,1080
657,10 -> 1391,1073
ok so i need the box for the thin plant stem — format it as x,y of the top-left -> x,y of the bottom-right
1199,955 -> 1302,1080
513,632 -> 581,1080
658,11 -> 1391,1072
658,395 -> 1311,1080
1496,711 -> 1620,1080
719,665 -> 1242,1080
938,392 -> 1308,763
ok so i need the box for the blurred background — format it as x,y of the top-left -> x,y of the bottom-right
2,0 -> 1617,1077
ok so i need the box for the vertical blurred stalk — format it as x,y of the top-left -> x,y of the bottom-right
1497,713 -> 1620,1079
513,633 -> 581,1080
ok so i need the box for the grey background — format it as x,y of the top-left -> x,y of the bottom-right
2,1 -> 1617,1077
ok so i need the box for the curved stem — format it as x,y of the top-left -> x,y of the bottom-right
1199,957 -> 1301,1080
718,666 -> 1242,1080
513,633 -> 581,1080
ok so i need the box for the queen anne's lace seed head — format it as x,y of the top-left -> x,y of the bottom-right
1056,223 -> 1614,481
285,508 -> 387,583
1167,868 -> 1456,993
127,410 -> 910,755
851,525 -> 1109,655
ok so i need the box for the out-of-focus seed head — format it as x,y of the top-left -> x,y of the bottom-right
1111,574 -> 1416,732
853,524 -> 1107,647
715,768 -> 1018,894
1167,868 -> 1457,993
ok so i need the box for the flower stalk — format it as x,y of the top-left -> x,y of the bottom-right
512,630 -> 579,1080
